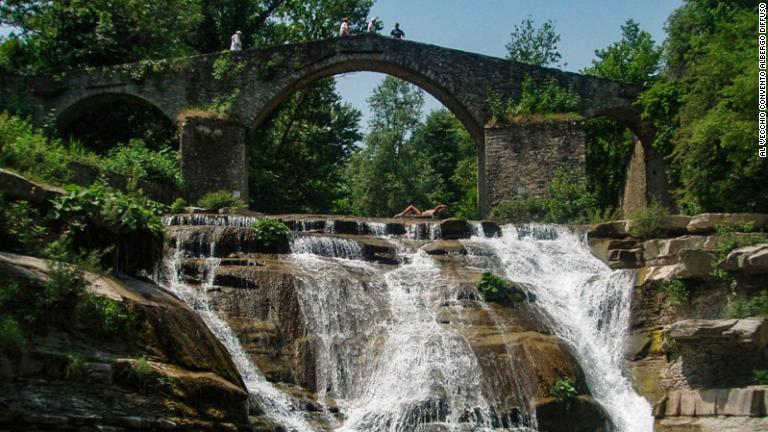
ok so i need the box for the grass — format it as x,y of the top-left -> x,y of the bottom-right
657,279 -> 690,306
197,190 -> 246,211
549,377 -> 578,400
723,291 -> 768,319
628,203 -> 669,239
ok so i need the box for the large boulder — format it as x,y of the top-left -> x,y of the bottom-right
666,318 -> 768,388
587,220 -> 629,239
439,218 -> 472,240
687,213 -> 768,234
720,243 -> 768,274
643,235 -> 718,267
642,249 -> 713,282
654,387 -> 768,418
0,252 -> 249,430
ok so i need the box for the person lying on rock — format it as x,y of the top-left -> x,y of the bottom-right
394,204 -> 448,219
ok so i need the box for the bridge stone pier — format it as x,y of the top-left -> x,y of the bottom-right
0,33 -> 673,216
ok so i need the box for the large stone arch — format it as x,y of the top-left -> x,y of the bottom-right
55,92 -> 176,138
4,34 -> 671,215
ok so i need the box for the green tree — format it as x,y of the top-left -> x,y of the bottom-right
582,19 -> 661,85
642,1 -> 766,212
0,0 -> 203,73
248,78 -> 362,213
505,17 -> 562,67
345,77 -> 431,217
582,19 -> 662,209
409,109 -> 476,212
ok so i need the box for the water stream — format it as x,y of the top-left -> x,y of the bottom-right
160,219 -> 653,432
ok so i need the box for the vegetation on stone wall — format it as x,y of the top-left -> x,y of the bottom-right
549,377 -> 578,400
627,203 -> 669,239
488,76 -> 581,124
724,291 -> 768,319
489,169 -> 596,224
197,190 -> 246,211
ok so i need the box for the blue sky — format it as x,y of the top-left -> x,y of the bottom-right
336,0 -> 683,128
1,0 -> 683,128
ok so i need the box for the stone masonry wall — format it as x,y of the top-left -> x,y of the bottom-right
484,119 -> 586,209
179,116 -> 248,203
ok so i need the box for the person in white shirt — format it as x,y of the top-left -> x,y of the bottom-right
339,17 -> 351,36
367,17 -> 377,33
230,31 -> 242,51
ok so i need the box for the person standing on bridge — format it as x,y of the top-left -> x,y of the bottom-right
390,23 -> 405,39
340,17 -> 351,37
230,31 -> 242,51
367,17 -> 378,33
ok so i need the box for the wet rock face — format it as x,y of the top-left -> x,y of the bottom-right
0,253 -> 249,431
534,396 -> 613,432
589,213 -> 768,432
167,216 -> 602,431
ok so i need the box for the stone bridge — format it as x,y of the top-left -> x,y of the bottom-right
1,33 -> 672,215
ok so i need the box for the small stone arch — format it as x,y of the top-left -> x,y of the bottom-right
55,92 -> 176,134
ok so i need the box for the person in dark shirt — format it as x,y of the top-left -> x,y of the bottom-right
390,23 -> 405,39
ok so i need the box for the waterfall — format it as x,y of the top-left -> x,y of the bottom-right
157,235 -> 315,432
159,219 -> 651,432
466,224 -> 653,432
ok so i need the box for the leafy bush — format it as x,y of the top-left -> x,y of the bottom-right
545,169 -> 597,224
0,197 -> 48,255
0,112 -> 72,183
657,279 -> 690,305
753,369 -> 768,385
0,263 -> 87,329
102,139 -> 182,188
477,272 -> 527,305
715,221 -> 756,234
50,182 -> 165,272
252,219 -> 289,247
197,190 -> 245,211
489,198 -> 547,224
489,76 -> 581,123
0,316 -> 25,353
76,294 -> 137,338
549,377 -> 578,400
723,291 -> 768,319
587,206 -> 623,224
170,197 -> 187,213
628,203 -> 669,239
65,352 -> 87,379
488,169 -> 596,224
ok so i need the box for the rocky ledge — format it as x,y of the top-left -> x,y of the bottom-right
589,213 -> 768,432
0,253 -> 249,431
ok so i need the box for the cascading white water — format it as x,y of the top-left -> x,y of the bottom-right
289,236 -> 534,432
465,225 -> 654,432
157,236 -> 315,432
160,219 -> 651,432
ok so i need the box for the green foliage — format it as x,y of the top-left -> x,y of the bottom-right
584,118 -> 634,209
101,140 -> 182,188
170,198 -> 187,214
586,207 -> 623,224
477,272 -> 527,305
549,377 -> 578,400
505,18 -> 562,67
252,219 -> 290,247
489,77 -> 581,123
0,0 -> 203,74
0,263 -> 87,329
628,203 -> 669,239
582,19 -> 662,85
753,369 -> 768,385
658,279 -> 690,305
0,198 -> 48,255
66,352 -> 87,379
488,169 -> 596,224
77,294 -> 137,338
489,198 -> 547,224
249,78 -> 362,213
197,190 -> 246,211
0,113 -> 73,183
641,1 -> 766,212
545,169 -> 597,224
710,233 -> 765,280
0,316 -> 25,354
723,291 -> 768,319
52,182 -> 165,235
715,221 -> 755,234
